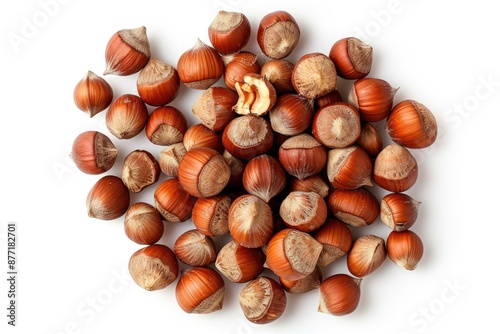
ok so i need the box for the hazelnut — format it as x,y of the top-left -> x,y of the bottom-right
373,144 -> 418,192
348,77 -> 398,122
257,10 -> 300,59
278,133 -> 327,180
266,228 -> 323,281
260,59 -> 295,94
222,115 -> 274,160
128,244 -> 178,291
73,71 -> 113,117
145,106 -> 187,146
175,266 -> 225,314
279,191 -> 328,232
242,154 -> 286,203
177,147 -> 231,198
121,150 -> 160,193
269,94 -> 315,136
137,58 -> 180,106
154,178 -> 197,223
191,86 -> 238,132
208,11 -> 251,55
173,229 -> 216,267
86,175 -> 130,220
386,230 -> 424,270
192,193 -> 232,236
318,274 -> 361,315
183,123 -> 224,153
386,99 -> 438,149
177,38 -> 224,90
292,52 -> 337,99
347,235 -> 387,277
215,240 -> 266,283
312,217 -> 353,267
327,187 -> 380,227
329,37 -> 373,80
106,94 -> 148,140
326,146 -> 373,189
312,102 -> 361,149
124,202 -> 164,245
239,276 -> 287,324
228,194 -> 274,248
380,193 -> 421,231
70,131 -> 118,175
104,26 -> 151,76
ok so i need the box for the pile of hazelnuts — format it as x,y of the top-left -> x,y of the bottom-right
70,10 -> 438,324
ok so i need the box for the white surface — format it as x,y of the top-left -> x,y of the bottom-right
2,0 -> 499,333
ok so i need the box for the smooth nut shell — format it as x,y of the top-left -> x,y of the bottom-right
154,178 -> 197,223
106,94 -> 148,140
128,244 -> 178,291
313,217 -> 353,267
177,147 -> 230,198
257,10 -> 300,59
208,11 -> 252,55
71,131 -> 118,175
137,58 -> 180,106
327,188 -> 380,227
177,38 -> 224,90
145,106 -> 187,146
192,194 -> 232,236
318,274 -> 361,315
228,194 -> 274,248
173,229 -> 216,267
373,144 -> 418,192
329,37 -> 372,80
386,230 -> 424,270
104,26 -> 151,76
327,146 -> 373,189
73,71 -> 113,117
347,235 -> 386,277
175,266 -> 225,314
86,175 -> 130,220
386,99 -> 438,149
239,276 -> 287,324
215,240 -> 266,283
242,154 -> 286,203
124,202 -> 164,245
266,228 -> 323,281
121,150 -> 160,193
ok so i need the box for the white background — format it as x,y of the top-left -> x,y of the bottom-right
2,0 -> 499,333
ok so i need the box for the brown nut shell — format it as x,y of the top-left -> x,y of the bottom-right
86,175 -> 130,220
266,228 -> 323,281
175,266 -> 225,314
128,244 -> 178,291
239,276 -> 287,324
386,99 -> 438,149
71,131 -> 118,175
318,274 -> 361,315
373,144 -> 418,193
